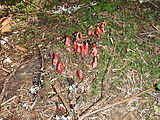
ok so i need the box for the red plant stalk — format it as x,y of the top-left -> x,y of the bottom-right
74,32 -> 83,54
95,27 -> 101,37
76,43 -> 82,54
100,27 -> 105,33
100,21 -> 107,33
77,70 -> 83,79
87,26 -> 95,36
84,42 -> 88,55
75,32 -> 83,41
53,53 -> 58,66
80,44 -> 85,57
73,40 -> 81,54
65,36 -> 72,51
74,40 -> 77,45
92,56 -> 98,68
100,21 -> 107,28
73,40 -> 77,50
57,62 -> 64,74
92,43 -> 98,56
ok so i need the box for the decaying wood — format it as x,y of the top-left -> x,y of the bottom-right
79,86 -> 155,120
52,81 -> 71,113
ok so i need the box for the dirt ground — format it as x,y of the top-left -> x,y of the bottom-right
0,0 -> 160,120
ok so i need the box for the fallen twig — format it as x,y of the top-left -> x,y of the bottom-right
81,47 -> 115,116
0,96 -> 17,107
52,81 -> 71,113
100,47 -> 116,98
79,94 -> 114,119
79,86 -> 155,120
139,30 -> 160,35
1,39 -> 27,53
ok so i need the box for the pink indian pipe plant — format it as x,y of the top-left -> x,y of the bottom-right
92,56 -> 98,69
74,32 -> 89,56
65,36 -> 72,51
57,62 -> 64,74
100,21 -> 107,33
92,43 -> 98,56
84,42 -> 89,55
75,42 -> 82,54
95,26 -> 101,37
80,42 -> 89,57
52,53 -> 58,66
77,70 -> 83,79
87,26 -> 95,36
87,21 -> 107,37
75,32 -> 83,41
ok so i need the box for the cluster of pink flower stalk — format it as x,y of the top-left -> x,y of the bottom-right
87,21 -> 107,37
52,53 -> 64,74
53,21 -> 106,79
65,32 -> 89,56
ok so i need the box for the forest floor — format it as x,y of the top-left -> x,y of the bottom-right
0,0 -> 160,120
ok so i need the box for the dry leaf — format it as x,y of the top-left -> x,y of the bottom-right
15,45 -> 27,52
122,112 -> 136,120
0,17 -> 11,34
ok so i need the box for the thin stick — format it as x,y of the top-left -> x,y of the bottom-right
134,35 -> 160,47
79,94 -> 114,118
52,81 -> 71,113
140,30 -> 160,35
79,87 -> 155,120
0,96 -> 17,107
100,47 -> 115,98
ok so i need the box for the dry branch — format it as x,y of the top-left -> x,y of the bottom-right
0,96 -> 17,107
52,81 -> 71,113
79,87 -> 155,120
